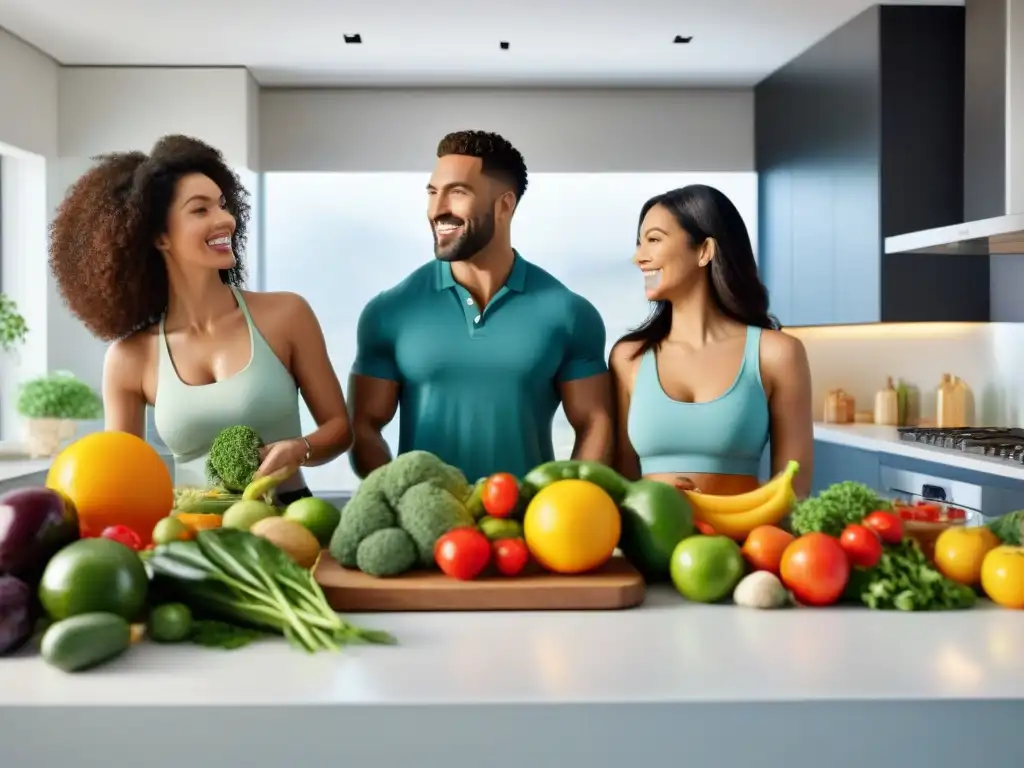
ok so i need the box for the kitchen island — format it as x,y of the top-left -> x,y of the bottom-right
1,587 -> 1022,768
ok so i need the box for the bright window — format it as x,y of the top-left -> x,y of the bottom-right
262,172 -> 758,492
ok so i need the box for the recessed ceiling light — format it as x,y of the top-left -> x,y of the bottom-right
344,33 -> 362,44
500,41 -> 510,50
673,35 -> 693,44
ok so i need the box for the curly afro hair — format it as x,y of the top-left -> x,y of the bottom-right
436,130 -> 529,205
49,134 -> 251,342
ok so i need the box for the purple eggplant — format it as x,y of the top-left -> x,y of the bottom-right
0,487 -> 79,585
0,574 -> 36,655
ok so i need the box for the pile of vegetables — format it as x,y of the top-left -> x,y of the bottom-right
791,481 -> 975,611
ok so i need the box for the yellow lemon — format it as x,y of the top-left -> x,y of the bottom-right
933,525 -> 1001,586
523,479 -> 621,574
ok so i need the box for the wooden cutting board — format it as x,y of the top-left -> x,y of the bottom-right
314,554 -> 646,612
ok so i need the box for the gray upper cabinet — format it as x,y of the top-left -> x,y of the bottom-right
755,5 -> 990,326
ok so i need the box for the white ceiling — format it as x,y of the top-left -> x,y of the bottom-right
0,0 -> 965,88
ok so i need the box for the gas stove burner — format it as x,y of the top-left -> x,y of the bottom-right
897,426 -> 1024,464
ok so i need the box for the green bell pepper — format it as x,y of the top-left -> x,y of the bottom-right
520,459 -> 631,504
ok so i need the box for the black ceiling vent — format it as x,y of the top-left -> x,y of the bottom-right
499,41 -> 510,50
344,33 -> 362,44
673,35 -> 693,44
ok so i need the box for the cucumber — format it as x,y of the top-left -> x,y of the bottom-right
41,612 -> 132,673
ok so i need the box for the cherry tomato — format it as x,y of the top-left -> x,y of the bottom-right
839,523 -> 883,568
434,527 -> 492,581
780,533 -> 850,607
493,538 -> 529,577
482,473 -> 520,518
862,510 -> 904,545
100,524 -> 143,551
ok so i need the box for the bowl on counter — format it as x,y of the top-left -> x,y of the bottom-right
893,498 -> 969,563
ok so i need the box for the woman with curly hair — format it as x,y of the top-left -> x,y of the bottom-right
49,134 -> 351,501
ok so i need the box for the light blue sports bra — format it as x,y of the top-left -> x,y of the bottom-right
626,326 -> 770,477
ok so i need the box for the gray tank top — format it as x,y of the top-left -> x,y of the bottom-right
153,287 -> 306,490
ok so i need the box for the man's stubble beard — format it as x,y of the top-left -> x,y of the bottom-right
433,210 -> 496,263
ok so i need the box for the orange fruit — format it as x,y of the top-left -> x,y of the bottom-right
741,525 -> 795,576
933,526 -> 1001,586
47,431 -> 174,546
980,546 -> 1024,609
523,479 -> 621,574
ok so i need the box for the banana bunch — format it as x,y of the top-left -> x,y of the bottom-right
682,460 -> 800,541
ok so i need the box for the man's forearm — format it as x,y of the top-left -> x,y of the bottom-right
349,427 -> 393,479
570,414 -> 614,464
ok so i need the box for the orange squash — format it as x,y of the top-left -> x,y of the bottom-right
47,431 -> 174,546
173,513 -> 223,532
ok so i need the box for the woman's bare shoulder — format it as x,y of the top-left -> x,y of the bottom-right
758,329 -> 810,382
609,338 -> 644,370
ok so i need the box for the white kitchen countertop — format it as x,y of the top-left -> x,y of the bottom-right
2,586 -> 1022,706
814,423 -> 1024,481
1,588 -> 1021,768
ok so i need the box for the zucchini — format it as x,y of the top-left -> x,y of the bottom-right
41,612 -> 132,673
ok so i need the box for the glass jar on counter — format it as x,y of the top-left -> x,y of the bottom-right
892,498 -> 969,562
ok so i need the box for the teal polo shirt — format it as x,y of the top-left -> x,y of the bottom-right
351,251 -> 608,482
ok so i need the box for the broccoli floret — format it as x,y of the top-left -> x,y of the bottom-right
360,463 -> 391,495
356,528 -> 419,577
332,452 -> 475,576
396,481 -> 475,566
383,450 -> 467,507
206,425 -> 263,492
329,490 -> 396,567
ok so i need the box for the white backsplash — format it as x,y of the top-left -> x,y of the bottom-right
786,322 -> 1024,428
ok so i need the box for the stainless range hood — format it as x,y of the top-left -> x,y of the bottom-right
884,213 -> 1024,256
886,0 -> 1024,257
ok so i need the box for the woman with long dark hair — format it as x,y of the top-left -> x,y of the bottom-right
609,184 -> 813,498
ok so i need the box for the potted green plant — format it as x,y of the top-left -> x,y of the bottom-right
16,371 -> 103,458
0,293 -> 28,353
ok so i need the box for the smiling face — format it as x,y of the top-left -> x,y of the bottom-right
633,203 -> 713,301
154,173 -> 237,271
427,154 -> 511,262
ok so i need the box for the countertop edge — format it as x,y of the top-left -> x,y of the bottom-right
813,423 -> 1024,480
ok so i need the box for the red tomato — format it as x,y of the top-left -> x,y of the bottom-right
482,473 -> 520,518
434,527 -> 492,580
780,533 -> 850,607
493,538 -> 529,576
862,510 -> 904,545
695,521 -> 717,536
839,523 -> 883,568
100,524 -> 143,552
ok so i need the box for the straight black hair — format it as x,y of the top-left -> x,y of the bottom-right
620,184 -> 778,358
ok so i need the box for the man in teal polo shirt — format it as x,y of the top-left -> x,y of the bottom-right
347,130 -> 613,483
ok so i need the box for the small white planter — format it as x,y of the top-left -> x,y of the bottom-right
23,418 -> 76,458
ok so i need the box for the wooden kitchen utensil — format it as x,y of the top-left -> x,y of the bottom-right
824,389 -> 855,423
936,373 -> 967,428
314,554 -> 646,612
874,377 -> 899,426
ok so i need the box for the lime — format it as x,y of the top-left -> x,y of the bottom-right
148,603 -> 193,643
152,516 -> 192,545
669,534 -> 745,603
283,497 -> 342,546
39,538 -> 149,621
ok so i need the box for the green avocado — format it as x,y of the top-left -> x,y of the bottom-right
617,479 -> 695,582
